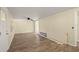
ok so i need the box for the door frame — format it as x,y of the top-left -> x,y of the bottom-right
73,8 -> 79,46
73,11 -> 78,46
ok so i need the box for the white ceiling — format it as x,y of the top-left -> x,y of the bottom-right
8,7 -> 74,20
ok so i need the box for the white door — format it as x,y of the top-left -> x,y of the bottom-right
77,11 -> 79,45
67,11 -> 77,46
0,8 -> 9,52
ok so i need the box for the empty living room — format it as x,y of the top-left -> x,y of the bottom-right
0,7 -> 79,52
1,0 -> 79,59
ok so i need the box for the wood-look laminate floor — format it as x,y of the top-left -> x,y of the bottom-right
8,33 -> 79,52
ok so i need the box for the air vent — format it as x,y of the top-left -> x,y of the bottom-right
40,32 -> 47,37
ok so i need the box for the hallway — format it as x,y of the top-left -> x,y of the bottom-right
8,33 -> 79,52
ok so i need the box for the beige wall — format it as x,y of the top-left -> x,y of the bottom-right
13,19 -> 34,33
39,8 -> 79,46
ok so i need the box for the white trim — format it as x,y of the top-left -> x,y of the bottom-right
73,11 -> 78,46
15,32 -> 35,34
35,21 -> 39,33
78,40 -> 79,42
7,32 -> 15,52
39,33 -> 63,45
39,33 -> 78,47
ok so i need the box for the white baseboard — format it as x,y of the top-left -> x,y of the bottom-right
15,32 -> 34,34
77,40 -> 79,42
7,32 -> 15,52
39,33 -> 77,47
39,33 -> 63,45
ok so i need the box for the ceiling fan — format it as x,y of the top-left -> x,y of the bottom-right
25,17 -> 34,21
25,16 -> 39,21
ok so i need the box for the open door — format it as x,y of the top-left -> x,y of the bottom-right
0,8 -> 9,52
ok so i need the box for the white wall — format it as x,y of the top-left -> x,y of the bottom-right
0,7 -> 14,51
39,8 -> 79,46
13,19 -> 34,34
